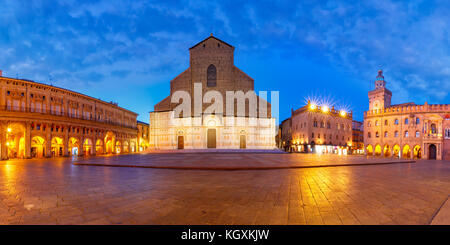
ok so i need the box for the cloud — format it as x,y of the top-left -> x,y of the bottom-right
0,0 -> 448,122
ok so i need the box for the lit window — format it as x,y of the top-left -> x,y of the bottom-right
375,120 -> 379,126
404,131 -> 409,137
394,119 -> 399,125
384,131 -> 388,137
376,132 -> 379,137
416,131 -> 420,138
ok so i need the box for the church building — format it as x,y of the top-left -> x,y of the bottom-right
148,35 -> 276,150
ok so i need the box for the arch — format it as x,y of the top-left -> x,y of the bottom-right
402,145 -> 411,158
366,144 -> 373,156
374,144 -> 382,156
104,131 -> 115,154
83,138 -> 93,156
393,145 -> 401,158
115,140 -> 122,154
68,137 -> 80,156
130,141 -> 136,152
95,139 -> 104,155
207,64 -> 217,87
5,122 -> 26,159
383,145 -> 391,157
51,137 -> 64,157
31,136 -> 45,158
413,145 -> 421,159
123,141 -> 129,153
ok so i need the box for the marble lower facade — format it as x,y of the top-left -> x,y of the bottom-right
149,111 -> 276,150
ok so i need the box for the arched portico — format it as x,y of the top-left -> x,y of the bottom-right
51,137 -> 64,157
402,145 -> 411,158
374,144 -> 382,156
383,145 -> 391,157
413,145 -> 421,159
31,136 -> 45,158
366,144 -> 373,156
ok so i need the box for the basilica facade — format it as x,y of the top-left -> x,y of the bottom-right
364,70 -> 450,160
149,35 -> 276,150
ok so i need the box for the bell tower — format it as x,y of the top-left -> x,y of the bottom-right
368,70 -> 392,110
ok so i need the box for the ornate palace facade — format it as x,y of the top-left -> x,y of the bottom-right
149,35 -> 276,149
287,101 -> 353,154
0,73 -> 139,160
364,70 -> 450,160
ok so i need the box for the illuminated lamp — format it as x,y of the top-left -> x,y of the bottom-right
309,104 -> 317,110
321,105 -> 329,112
340,110 -> 347,117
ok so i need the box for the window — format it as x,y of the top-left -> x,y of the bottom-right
375,120 -> 379,126
318,134 -> 321,139
446,129 -> 450,139
416,118 -> 420,125
416,131 -> 420,138
368,132 -> 371,138
367,121 -> 371,127
384,120 -> 388,126
311,133 -> 314,138
341,124 -> 344,130
313,120 -> 318,127
394,131 -> 398,137
320,121 -> 324,128
384,131 -> 388,137
327,122 -> 331,129
376,132 -> 379,138
405,118 -> 409,125
207,64 -> 217,87
430,123 -> 437,134
404,131 -> 409,137
394,119 -> 399,125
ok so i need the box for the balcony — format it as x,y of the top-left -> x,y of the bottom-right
0,105 -> 137,130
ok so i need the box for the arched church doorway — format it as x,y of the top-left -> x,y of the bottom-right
429,144 -> 437,160
177,136 -> 184,149
207,129 -> 216,148
239,135 -> 246,149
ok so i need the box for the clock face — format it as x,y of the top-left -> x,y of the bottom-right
373,100 -> 380,110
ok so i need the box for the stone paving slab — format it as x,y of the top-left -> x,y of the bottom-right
73,153 -> 414,170
0,155 -> 449,225
430,196 -> 450,225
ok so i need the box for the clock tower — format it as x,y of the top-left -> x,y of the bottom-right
368,70 -> 392,111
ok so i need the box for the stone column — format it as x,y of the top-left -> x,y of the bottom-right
0,125 -> 7,160
63,126 -> 69,156
79,136 -> 85,156
25,121 -> 31,158
92,135 -> 97,155
45,128 -> 51,158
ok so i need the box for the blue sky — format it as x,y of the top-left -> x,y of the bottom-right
0,0 -> 449,123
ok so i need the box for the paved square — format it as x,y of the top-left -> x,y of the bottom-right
0,153 -> 449,225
